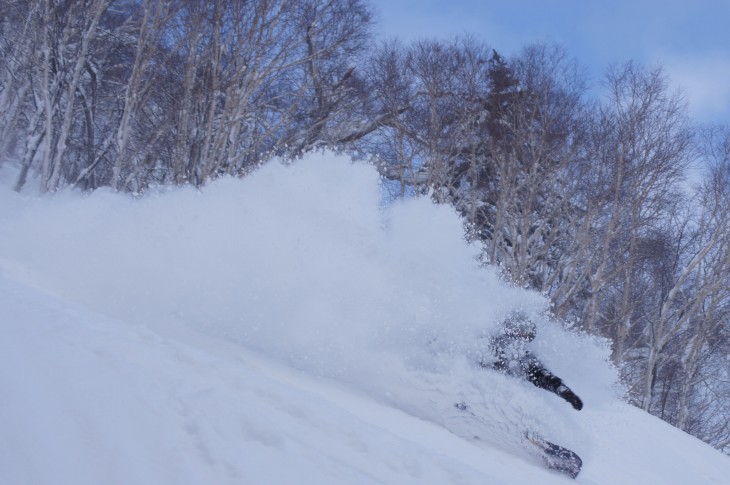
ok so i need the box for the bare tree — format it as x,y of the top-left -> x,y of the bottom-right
665,126 -> 730,445
480,44 -> 588,292
578,62 -> 692,351
150,0 -> 374,187
39,0 -> 113,192
0,1 -> 39,167
3,0 -> 48,191
6,0 -> 374,192
367,37 -> 495,206
370,41 -> 594,296
99,0 -> 177,191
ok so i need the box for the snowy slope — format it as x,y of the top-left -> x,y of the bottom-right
0,272 -> 568,485
1,153 -> 729,484
3,272 -> 728,485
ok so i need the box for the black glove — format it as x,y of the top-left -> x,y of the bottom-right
558,387 -> 583,411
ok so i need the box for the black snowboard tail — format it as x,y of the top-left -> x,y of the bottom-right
526,433 -> 582,479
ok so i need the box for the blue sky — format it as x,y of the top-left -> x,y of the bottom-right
369,0 -> 730,124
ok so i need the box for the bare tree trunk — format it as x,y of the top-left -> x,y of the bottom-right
42,0 -> 110,192
640,219 -> 725,410
584,147 -> 626,334
38,0 -> 54,192
0,1 -> 37,165
111,0 -> 172,190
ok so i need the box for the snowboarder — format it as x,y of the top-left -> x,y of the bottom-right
454,311 -> 585,477
482,310 -> 583,411
462,310 -> 585,478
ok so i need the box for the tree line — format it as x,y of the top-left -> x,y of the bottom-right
1,0 -> 728,453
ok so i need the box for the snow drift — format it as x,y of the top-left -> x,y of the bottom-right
0,153 -> 614,390
1,153 -> 728,484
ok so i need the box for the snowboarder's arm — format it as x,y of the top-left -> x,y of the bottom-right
524,360 -> 583,411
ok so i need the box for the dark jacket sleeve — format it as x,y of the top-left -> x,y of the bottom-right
486,333 -> 583,410
524,360 -> 562,391
523,354 -> 583,411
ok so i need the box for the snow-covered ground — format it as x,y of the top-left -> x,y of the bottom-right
1,153 -> 728,484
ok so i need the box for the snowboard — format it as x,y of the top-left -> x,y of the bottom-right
525,432 -> 582,479
451,402 -> 582,479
